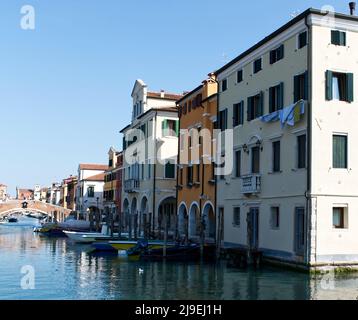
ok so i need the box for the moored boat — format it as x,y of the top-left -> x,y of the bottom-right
109,239 -> 176,251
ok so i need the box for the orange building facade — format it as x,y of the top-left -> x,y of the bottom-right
176,74 -> 218,242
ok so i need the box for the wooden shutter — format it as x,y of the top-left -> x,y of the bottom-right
294,75 -> 300,103
326,70 -> 333,101
239,101 -> 244,125
269,87 -> 274,113
304,71 -> 309,100
175,120 -> 179,137
346,73 -> 354,103
259,92 -> 264,117
340,32 -> 346,46
279,44 -> 284,60
162,119 -> 168,136
270,50 -> 275,64
233,104 -> 238,127
247,97 -> 252,121
279,82 -> 284,109
331,30 -> 340,45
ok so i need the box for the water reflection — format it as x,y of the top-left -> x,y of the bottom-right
1,226 -> 358,300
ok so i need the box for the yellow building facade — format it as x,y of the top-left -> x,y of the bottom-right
176,74 -> 218,242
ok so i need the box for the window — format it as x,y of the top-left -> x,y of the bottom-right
298,31 -> 307,49
162,120 -> 179,137
235,150 -> 241,178
251,146 -> 260,174
326,71 -> 354,103
333,207 -> 347,229
222,79 -> 228,92
333,135 -> 348,169
270,45 -> 284,64
179,168 -> 183,185
272,141 -> 281,173
109,159 -> 113,167
233,207 -> 240,227
331,30 -> 346,46
187,166 -> 193,186
247,92 -> 264,121
165,162 -> 175,179
253,58 -> 262,74
196,164 -> 200,183
294,72 -> 308,103
237,70 -> 243,83
269,83 -> 284,113
87,186 -> 95,198
297,134 -> 306,169
270,207 -> 280,229
219,109 -> 228,130
233,101 -> 244,127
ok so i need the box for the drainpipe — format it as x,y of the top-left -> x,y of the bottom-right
305,15 -> 313,268
152,112 -> 158,239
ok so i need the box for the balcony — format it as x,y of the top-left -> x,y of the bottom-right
124,179 -> 140,193
241,174 -> 261,195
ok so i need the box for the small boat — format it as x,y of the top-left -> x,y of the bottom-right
109,239 -> 176,252
7,217 -> 18,223
63,231 -> 125,244
91,242 -> 118,253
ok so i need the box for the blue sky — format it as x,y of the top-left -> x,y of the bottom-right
0,0 -> 350,195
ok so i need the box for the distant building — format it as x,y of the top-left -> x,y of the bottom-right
103,148 -> 123,228
34,185 -> 41,201
76,164 -> 108,219
60,175 -> 78,211
16,188 -> 34,201
0,184 -> 8,202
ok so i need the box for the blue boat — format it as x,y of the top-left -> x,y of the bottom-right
91,242 -> 117,253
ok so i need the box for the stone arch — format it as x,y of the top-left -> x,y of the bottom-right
202,201 -> 216,239
157,196 -> 176,240
177,202 -> 188,237
189,202 -> 201,239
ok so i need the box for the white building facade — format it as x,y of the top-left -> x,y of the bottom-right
121,80 -> 182,239
216,8 -> 358,270
76,164 -> 108,218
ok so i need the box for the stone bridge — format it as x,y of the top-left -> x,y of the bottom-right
0,200 -> 71,222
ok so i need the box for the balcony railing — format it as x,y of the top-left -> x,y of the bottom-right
241,174 -> 261,195
124,179 -> 140,193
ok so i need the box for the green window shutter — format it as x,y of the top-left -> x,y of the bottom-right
326,70 -> 333,101
333,135 -> 348,169
233,104 -> 238,127
269,87 -> 274,113
340,32 -> 346,46
304,71 -> 309,101
279,82 -> 284,109
279,44 -> 284,60
175,120 -> 180,137
294,75 -> 300,103
240,101 -> 244,125
331,31 -> 340,45
162,119 -> 168,135
247,97 -> 252,121
259,92 -> 264,117
346,73 -> 354,103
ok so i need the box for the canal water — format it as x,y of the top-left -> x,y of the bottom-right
1,217 -> 358,300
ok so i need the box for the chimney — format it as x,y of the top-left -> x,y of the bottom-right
349,2 -> 356,15
160,90 -> 165,98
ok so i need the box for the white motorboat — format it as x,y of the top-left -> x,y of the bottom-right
63,231 -> 106,243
